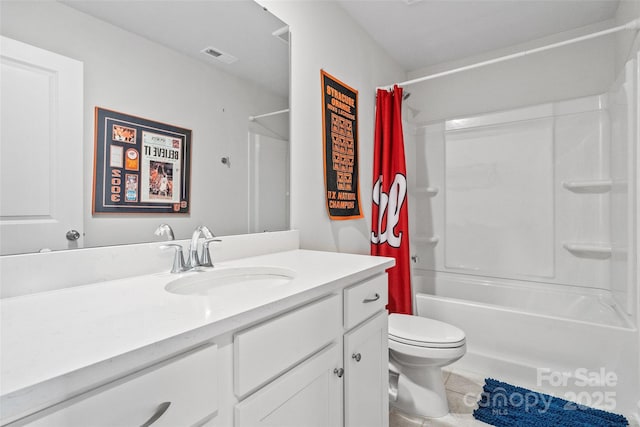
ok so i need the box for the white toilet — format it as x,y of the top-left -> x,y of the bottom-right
388,313 -> 466,418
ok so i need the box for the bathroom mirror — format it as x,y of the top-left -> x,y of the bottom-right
0,0 -> 289,255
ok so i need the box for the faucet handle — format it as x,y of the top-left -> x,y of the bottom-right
155,223 -> 175,240
200,239 -> 222,268
160,244 -> 187,273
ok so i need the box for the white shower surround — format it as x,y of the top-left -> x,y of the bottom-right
407,60 -> 639,418
411,92 -> 629,292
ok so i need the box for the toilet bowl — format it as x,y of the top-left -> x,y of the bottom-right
388,313 -> 466,418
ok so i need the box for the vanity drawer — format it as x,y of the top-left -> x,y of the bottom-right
26,344 -> 218,427
234,294 -> 341,397
344,273 -> 388,330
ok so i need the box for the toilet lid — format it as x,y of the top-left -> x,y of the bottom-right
388,314 -> 465,348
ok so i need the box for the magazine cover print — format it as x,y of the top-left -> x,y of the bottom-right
92,107 -> 191,214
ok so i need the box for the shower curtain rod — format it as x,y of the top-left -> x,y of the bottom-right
249,108 -> 290,121
378,18 -> 640,91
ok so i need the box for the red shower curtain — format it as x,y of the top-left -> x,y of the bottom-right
371,85 -> 412,315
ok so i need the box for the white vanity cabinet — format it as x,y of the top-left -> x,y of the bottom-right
19,344 -> 219,427
342,274 -> 389,427
234,344 -> 342,426
233,294 -> 342,398
1,248 -> 393,427
233,273 -> 389,427
344,312 -> 388,427
233,294 -> 343,427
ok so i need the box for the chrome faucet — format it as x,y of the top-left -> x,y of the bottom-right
160,225 -> 220,273
154,223 -> 175,241
188,225 -> 219,268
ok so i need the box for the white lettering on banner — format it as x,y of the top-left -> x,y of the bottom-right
371,173 -> 407,248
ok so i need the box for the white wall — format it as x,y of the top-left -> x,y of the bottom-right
636,48 -> 640,423
248,132 -> 290,233
0,1 -> 287,247
615,0 -> 640,74
405,20 -> 616,124
257,1 -> 406,254
615,4 -> 640,417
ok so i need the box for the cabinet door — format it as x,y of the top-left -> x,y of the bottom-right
344,311 -> 388,427
235,344 -> 342,427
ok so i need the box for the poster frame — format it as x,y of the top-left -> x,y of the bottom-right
320,69 -> 363,220
92,107 -> 191,214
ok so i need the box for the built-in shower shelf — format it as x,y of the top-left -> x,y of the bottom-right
413,235 -> 439,244
562,180 -> 612,193
563,242 -> 612,259
414,187 -> 439,196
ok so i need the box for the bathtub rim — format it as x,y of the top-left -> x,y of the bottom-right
415,291 -> 637,331
413,268 -> 620,298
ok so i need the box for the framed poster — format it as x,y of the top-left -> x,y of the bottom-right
92,107 -> 191,214
320,70 -> 363,220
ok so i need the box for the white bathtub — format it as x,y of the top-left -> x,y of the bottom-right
414,270 -> 639,416
416,270 -> 632,327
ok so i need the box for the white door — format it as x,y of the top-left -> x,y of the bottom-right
344,311 -> 389,427
0,36 -> 83,255
248,132 -> 289,233
234,344 -> 342,427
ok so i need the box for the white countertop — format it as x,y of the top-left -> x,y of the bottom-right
0,249 -> 393,423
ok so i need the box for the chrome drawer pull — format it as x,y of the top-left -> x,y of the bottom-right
334,368 -> 344,378
140,401 -> 171,427
362,293 -> 380,303
352,352 -> 362,362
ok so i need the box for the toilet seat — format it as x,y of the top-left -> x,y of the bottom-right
389,314 -> 466,349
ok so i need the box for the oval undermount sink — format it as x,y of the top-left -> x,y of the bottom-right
165,266 -> 296,296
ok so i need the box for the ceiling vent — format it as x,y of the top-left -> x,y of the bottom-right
200,46 -> 238,64
272,26 -> 290,45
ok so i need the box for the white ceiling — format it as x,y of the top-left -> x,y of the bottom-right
336,0 -> 621,72
60,0 -> 622,96
61,0 -> 290,97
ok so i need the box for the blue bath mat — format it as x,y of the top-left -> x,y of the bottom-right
473,378 -> 628,427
